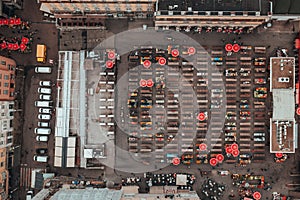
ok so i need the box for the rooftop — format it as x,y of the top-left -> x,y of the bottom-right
272,89 -> 295,121
270,57 -> 295,91
158,0 -> 261,12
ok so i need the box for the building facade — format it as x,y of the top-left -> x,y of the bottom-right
0,56 -> 16,101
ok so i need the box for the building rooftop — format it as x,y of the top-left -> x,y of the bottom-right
270,57 -> 295,91
273,0 -> 300,15
158,0 -> 261,12
272,89 -> 295,121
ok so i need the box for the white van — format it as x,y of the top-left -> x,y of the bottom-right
36,135 -> 48,142
34,101 -> 53,108
39,81 -> 51,87
39,108 -> 52,114
39,94 -> 51,101
35,67 -> 51,74
38,114 -> 51,120
34,128 -> 51,135
38,122 -> 49,128
33,155 -> 48,163
38,88 -> 51,94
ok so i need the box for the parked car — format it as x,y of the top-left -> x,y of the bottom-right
36,135 -> 48,142
39,81 -> 52,87
39,94 -> 51,100
38,122 -> 50,128
36,148 -> 48,155
39,108 -> 52,114
38,114 -> 51,120
38,88 -> 51,94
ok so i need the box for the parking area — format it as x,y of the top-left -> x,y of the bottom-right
18,65 -> 57,190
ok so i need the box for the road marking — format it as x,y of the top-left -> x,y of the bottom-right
20,167 -> 32,188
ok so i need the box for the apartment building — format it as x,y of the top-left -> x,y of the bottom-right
0,56 -> 16,101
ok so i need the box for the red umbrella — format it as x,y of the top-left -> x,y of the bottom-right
253,192 -> 261,200
143,60 -> 151,68
296,107 -> 300,115
21,37 -> 29,44
171,49 -> 179,57
231,143 -> 238,151
209,158 -> 217,166
188,47 -> 196,55
0,19 -> 3,25
226,147 -> 233,154
20,43 -> 27,51
275,153 -> 283,158
216,154 -> 224,162
107,51 -> 115,59
172,157 -> 180,165
225,44 -> 233,51
3,19 -> 8,25
232,44 -> 240,52
13,43 -> 19,50
15,18 -> 21,25
197,112 -> 206,121
199,143 -> 207,151
105,60 -> 114,69
0,43 -> 7,49
9,18 -> 15,25
7,43 -> 13,50
232,150 -> 240,157
146,79 -> 154,87
158,57 -> 166,65
139,79 -> 147,87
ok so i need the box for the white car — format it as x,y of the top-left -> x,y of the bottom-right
39,81 -> 51,87
38,88 -> 51,94
38,114 -> 51,120
38,122 -> 50,128
39,94 -> 51,101
36,135 -> 48,142
39,108 -> 52,114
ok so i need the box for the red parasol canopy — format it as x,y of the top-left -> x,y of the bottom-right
20,43 -> 27,51
216,154 -> 224,162
146,79 -> 154,87
172,157 -> 180,165
105,60 -> 114,69
231,143 -> 238,151
225,44 -> 233,51
296,107 -> 300,115
21,37 -> 29,44
253,192 -> 261,200
275,153 -> 283,158
143,60 -> 151,68
3,19 -> 8,25
7,43 -> 13,50
158,57 -> 166,65
0,19 -> 3,25
171,49 -> 179,57
209,158 -> 217,166
9,18 -> 15,25
0,43 -> 7,49
15,18 -> 21,25
232,44 -> 240,52
226,147 -> 233,154
197,112 -> 206,121
232,150 -> 240,157
188,47 -> 196,55
139,79 -> 147,87
13,43 -> 19,50
107,51 -> 115,59
199,143 -> 207,151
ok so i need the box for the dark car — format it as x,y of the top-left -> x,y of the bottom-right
36,148 -> 48,155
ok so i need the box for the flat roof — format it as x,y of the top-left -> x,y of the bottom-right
158,0 -> 261,12
272,89 -> 295,120
270,119 -> 295,153
50,188 -> 122,200
270,57 -> 295,91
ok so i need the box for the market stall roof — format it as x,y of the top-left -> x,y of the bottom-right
176,174 -> 187,186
